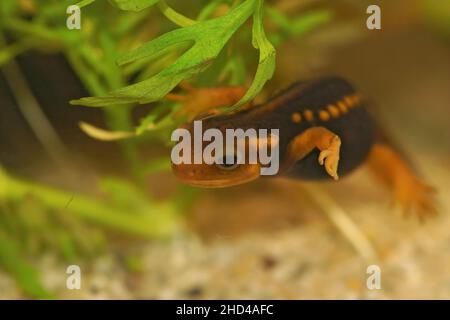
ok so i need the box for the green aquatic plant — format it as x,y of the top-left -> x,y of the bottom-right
72,0 -> 276,110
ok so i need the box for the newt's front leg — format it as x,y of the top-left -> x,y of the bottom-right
367,143 -> 437,221
282,127 -> 342,180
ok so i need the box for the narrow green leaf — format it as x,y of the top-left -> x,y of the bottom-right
143,157 -> 172,175
228,0 -> 275,110
291,10 -> 333,35
79,122 -> 136,141
108,0 -> 159,12
0,235 -> 54,299
76,0 -> 97,9
0,168 -> 180,239
266,8 -> 333,45
157,0 -> 196,27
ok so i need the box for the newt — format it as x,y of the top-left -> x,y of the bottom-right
170,77 -> 436,220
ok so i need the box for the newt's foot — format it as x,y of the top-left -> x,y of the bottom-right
394,177 -> 437,222
318,135 -> 341,180
367,143 -> 438,222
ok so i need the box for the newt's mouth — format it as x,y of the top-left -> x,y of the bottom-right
172,163 -> 261,188
176,176 -> 258,188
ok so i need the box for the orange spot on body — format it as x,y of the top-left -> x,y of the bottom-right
344,96 -> 355,108
304,110 -> 314,122
348,93 -> 363,107
291,112 -> 302,123
319,110 -> 331,121
338,101 -> 348,113
327,105 -> 340,118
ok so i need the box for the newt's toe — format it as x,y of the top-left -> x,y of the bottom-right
395,179 -> 437,222
318,136 -> 341,180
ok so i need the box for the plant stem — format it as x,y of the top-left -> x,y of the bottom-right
301,184 -> 378,262
157,0 -> 196,27
0,169 -> 180,239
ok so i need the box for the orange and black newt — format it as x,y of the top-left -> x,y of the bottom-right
170,77 -> 436,219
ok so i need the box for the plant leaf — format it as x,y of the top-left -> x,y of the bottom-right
75,0 -> 97,8
71,0 -> 258,107
227,0 -> 275,110
0,234 -> 54,299
79,122 -> 136,141
108,0 -> 159,12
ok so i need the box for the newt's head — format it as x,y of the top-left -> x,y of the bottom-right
171,137 -> 262,188
172,160 -> 261,188
171,120 -> 279,188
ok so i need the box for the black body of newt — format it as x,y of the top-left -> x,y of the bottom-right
221,77 -> 375,180
171,77 -> 436,219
